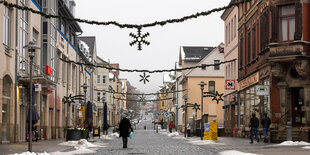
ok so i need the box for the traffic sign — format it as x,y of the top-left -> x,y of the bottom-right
225,80 -> 235,90
165,112 -> 169,117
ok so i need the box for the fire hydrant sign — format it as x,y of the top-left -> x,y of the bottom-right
204,122 -> 217,141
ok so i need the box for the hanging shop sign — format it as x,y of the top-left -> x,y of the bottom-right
225,80 -> 235,90
34,84 -> 41,92
238,72 -> 259,91
255,85 -> 270,96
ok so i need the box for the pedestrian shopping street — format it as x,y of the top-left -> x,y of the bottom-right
2,113 -> 310,155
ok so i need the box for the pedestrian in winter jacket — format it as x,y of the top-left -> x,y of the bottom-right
261,113 -> 271,143
249,113 -> 259,144
169,122 -> 173,133
119,115 -> 133,148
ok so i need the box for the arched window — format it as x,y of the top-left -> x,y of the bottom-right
2,75 -> 12,142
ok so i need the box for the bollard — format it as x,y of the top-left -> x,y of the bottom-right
156,125 -> 158,133
286,121 -> 292,141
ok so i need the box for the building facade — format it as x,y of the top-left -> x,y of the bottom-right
237,0 -> 310,141
221,1 -> 239,136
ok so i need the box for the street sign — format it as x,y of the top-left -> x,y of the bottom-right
34,84 -> 41,92
255,85 -> 269,96
165,112 -> 169,117
225,80 -> 235,90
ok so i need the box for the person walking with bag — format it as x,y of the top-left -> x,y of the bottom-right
249,113 -> 259,144
261,113 -> 271,143
119,114 -> 133,148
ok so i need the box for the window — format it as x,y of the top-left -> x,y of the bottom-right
228,23 -> 230,44
252,26 -> 256,60
214,60 -> 220,70
97,75 -> 100,83
231,19 -> 233,41
97,92 -> 100,102
234,15 -> 236,38
19,0 -> 28,71
102,92 -> 106,102
102,76 -> 106,83
226,25 -> 228,46
202,64 -> 206,70
32,29 -> 39,64
240,38 -> 243,67
280,5 -> 295,41
3,6 -> 10,47
247,33 -> 251,63
209,81 -> 215,93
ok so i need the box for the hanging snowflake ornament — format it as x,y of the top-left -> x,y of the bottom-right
139,72 -> 150,84
129,27 -> 150,51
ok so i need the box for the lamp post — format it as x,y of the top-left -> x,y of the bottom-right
81,83 -> 88,125
23,41 -> 40,152
198,81 -> 206,140
183,95 -> 188,137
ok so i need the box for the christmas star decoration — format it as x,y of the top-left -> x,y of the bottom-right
139,72 -> 150,84
129,27 -> 150,51
211,91 -> 224,104
203,91 -> 223,104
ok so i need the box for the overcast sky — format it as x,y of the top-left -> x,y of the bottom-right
75,0 -> 230,93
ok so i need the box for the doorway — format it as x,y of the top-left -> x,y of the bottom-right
2,75 -> 12,143
291,88 -> 305,127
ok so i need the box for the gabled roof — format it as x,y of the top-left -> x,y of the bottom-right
78,36 -> 96,56
181,46 -> 215,62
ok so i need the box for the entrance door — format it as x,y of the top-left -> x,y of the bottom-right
291,88 -> 305,127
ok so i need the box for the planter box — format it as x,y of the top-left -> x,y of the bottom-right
66,129 -> 86,141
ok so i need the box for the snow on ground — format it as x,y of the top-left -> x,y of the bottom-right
110,132 -> 119,137
100,134 -> 114,140
302,146 -> 310,149
167,132 -> 179,137
58,139 -> 97,148
13,152 -> 49,155
187,140 -> 225,145
219,150 -> 259,155
50,146 -> 96,155
276,141 -> 310,146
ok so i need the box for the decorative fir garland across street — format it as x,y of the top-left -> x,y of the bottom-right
0,0 -> 251,29
113,97 -> 174,102
95,89 -> 187,96
59,57 -> 237,73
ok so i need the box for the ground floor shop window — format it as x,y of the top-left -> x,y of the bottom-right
263,79 -> 270,115
291,88 -> 305,126
239,93 -> 244,126
2,75 -> 12,142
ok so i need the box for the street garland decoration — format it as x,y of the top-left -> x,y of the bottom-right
95,89 -> 186,96
59,57 -> 237,73
0,0 -> 251,29
113,96 -> 173,102
203,91 -> 224,104
129,27 -> 150,50
0,0 -> 251,50
139,72 -> 150,84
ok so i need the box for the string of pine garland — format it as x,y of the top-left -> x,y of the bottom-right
0,0 -> 251,29
59,57 -> 237,73
95,89 -> 186,96
113,97 -> 173,102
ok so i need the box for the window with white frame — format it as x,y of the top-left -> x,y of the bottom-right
19,0 -> 28,71
3,6 -> 10,47
280,5 -> 295,41
214,60 -> 220,70
97,75 -> 100,83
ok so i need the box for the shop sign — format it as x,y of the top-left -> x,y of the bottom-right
49,94 -> 54,109
34,84 -> 41,92
239,72 -> 259,91
79,106 -> 85,112
225,80 -> 235,90
255,85 -> 270,96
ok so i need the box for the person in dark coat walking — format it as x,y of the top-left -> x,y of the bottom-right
261,113 -> 271,143
249,113 -> 259,144
119,115 -> 133,148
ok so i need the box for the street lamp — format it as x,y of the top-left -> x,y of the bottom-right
198,81 -> 206,140
183,95 -> 188,137
23,41 -> 40,152
81,83 -> 88,125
